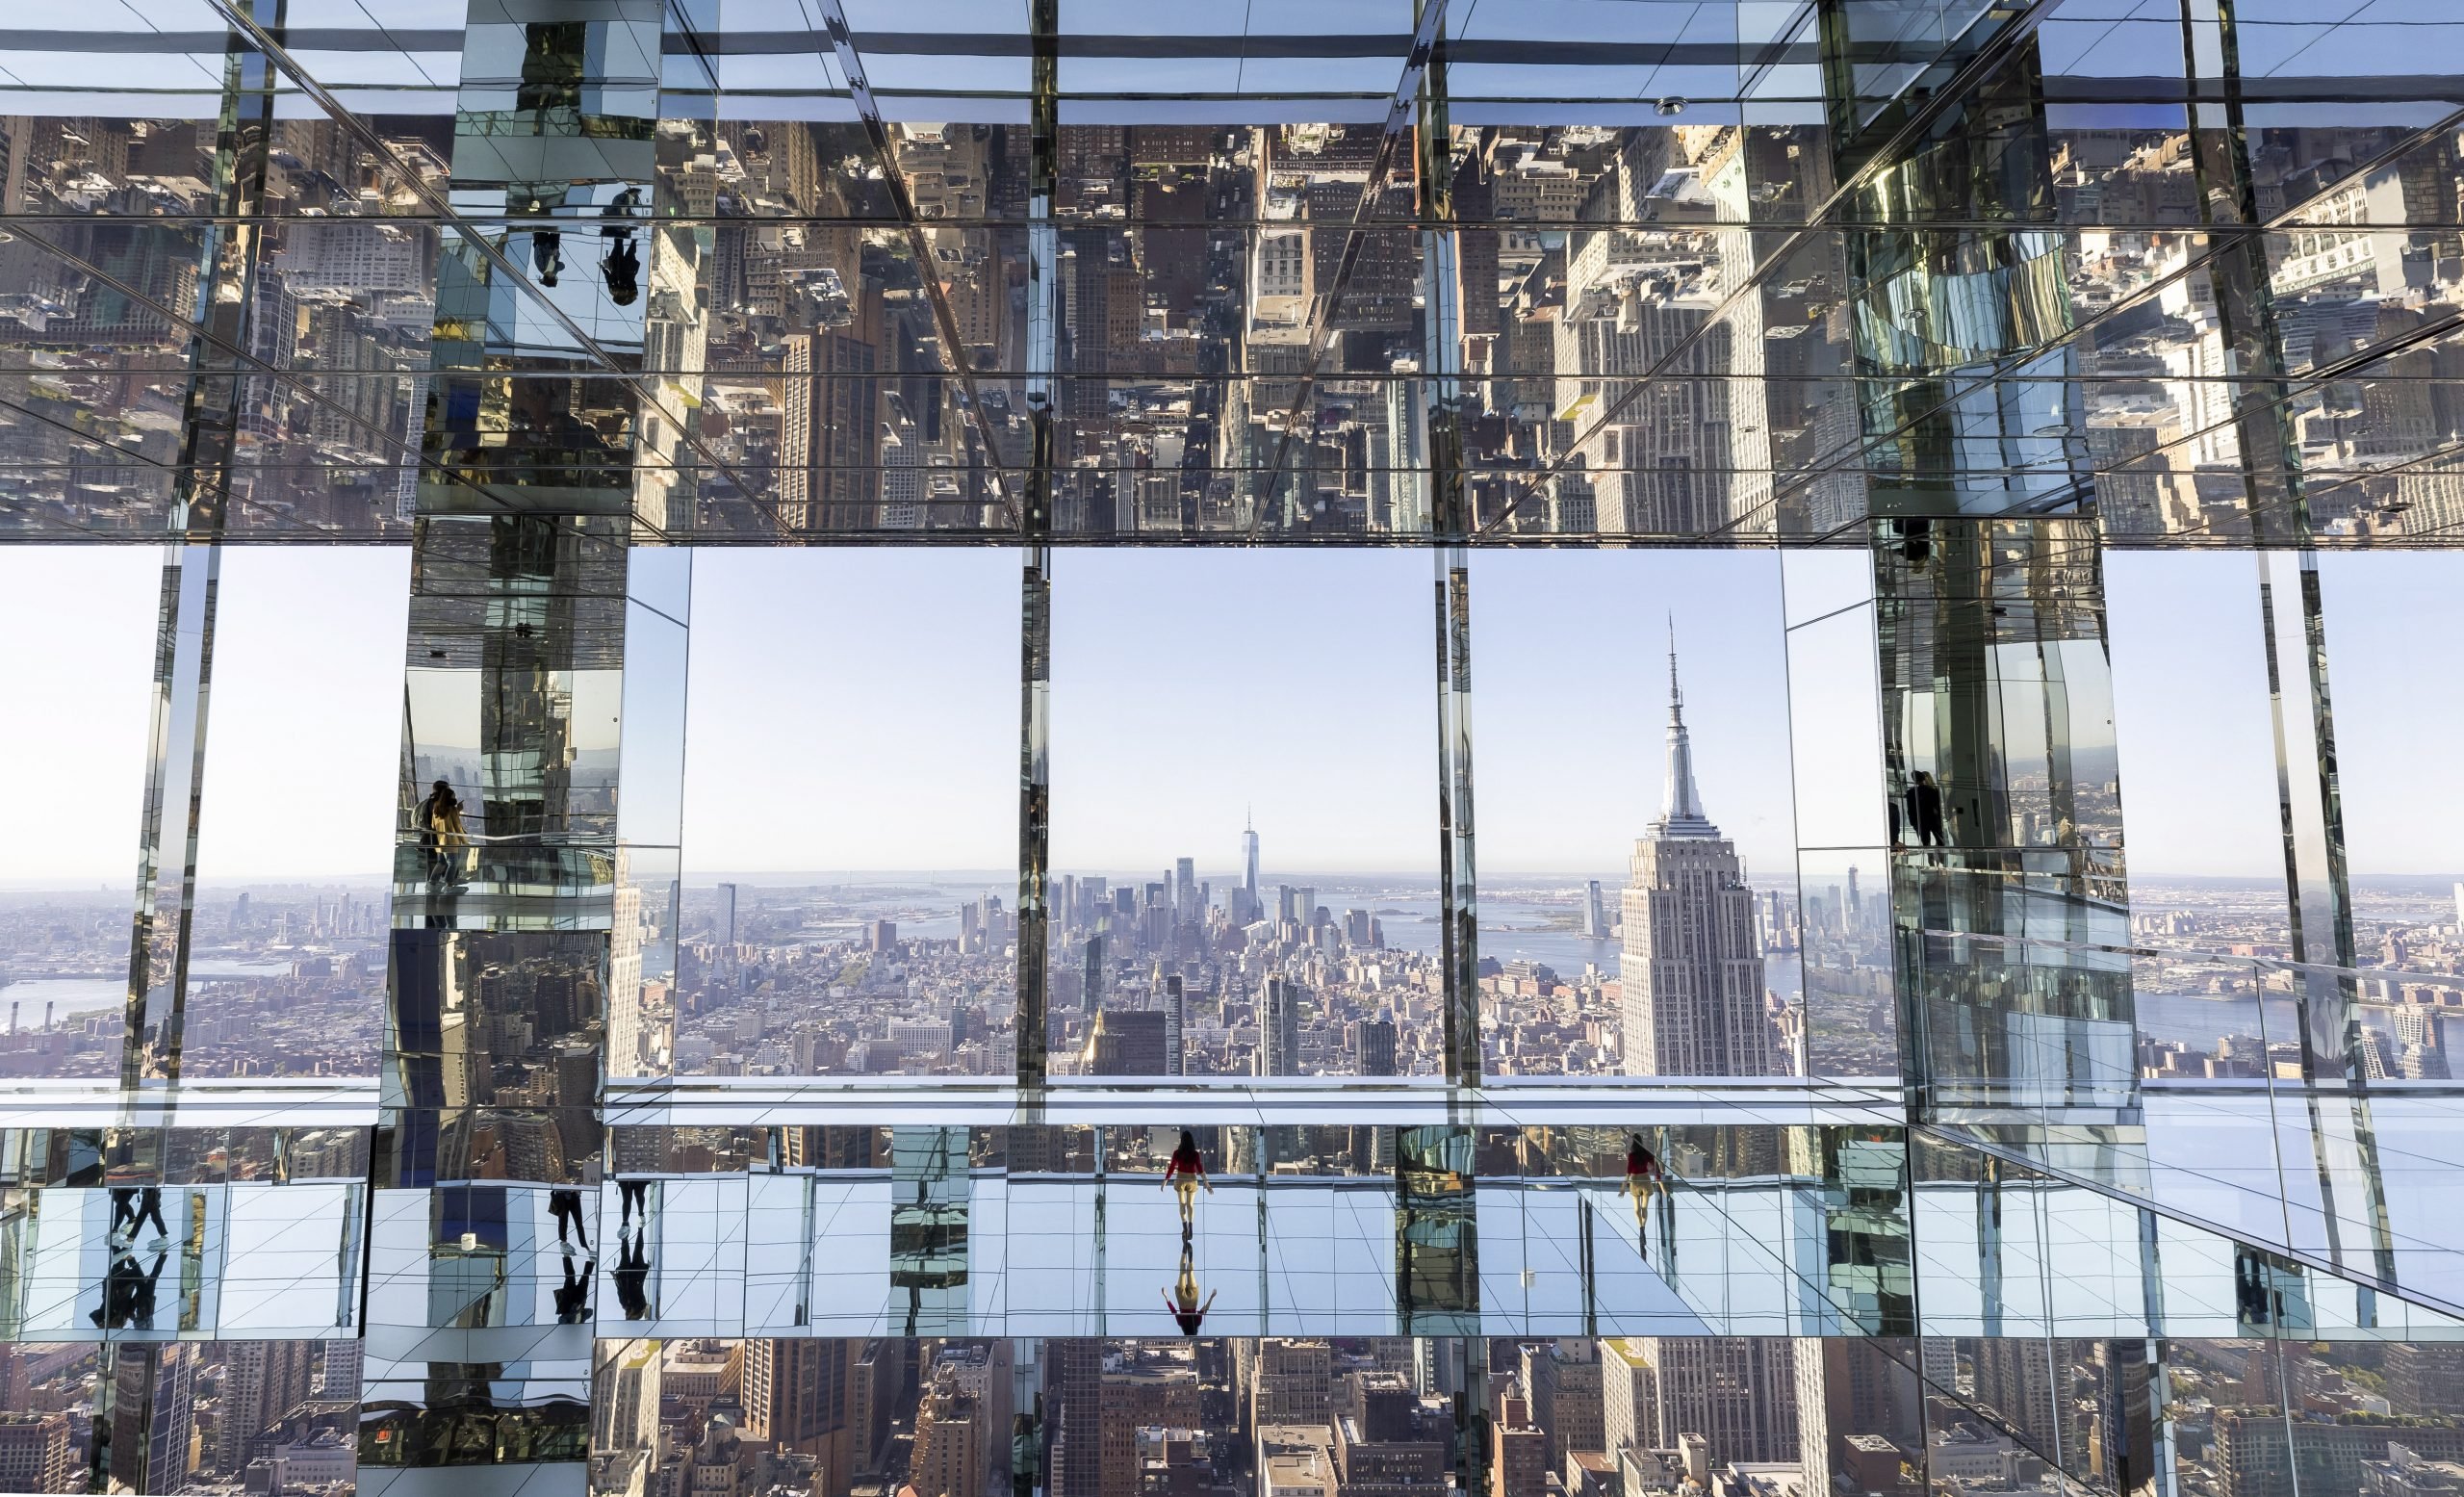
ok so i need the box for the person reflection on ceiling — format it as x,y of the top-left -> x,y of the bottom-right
90,1246 -> 167,1332
601,187 -> 642,307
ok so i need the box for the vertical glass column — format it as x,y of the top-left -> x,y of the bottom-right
1417,1 -> 1480,1088
1785,1125 -> 1915,1338
364,4 -> 664,1490
1875,518 -> 2135,1122
2258,553 -> 2357,1069
1433,555 -> 1480,1088
2179,0 -> 2312,546
1396,1125 -> 1478,1335
1016,547 -> 1054,1090
2256,551 -> 2398,1291
1012,0 -> 1059,1090
1823,9 -> 2135,1130
1828,12 -> 2083,523
121,0 -> 283,1086
888,1127 -> 972,1337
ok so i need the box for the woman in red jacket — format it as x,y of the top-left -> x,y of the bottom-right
1163,1129 -> 1211,1234
1623,1133 -> 1666,1256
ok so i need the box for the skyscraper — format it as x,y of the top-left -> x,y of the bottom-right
0,1414 -> 72,1497
779,317 -> 882,532
1637,1337 -> 1802,1469
1260,976 -> 1301,1076
211,1340 -> 314,1475
910,1362 -> 982,1497
1353,1017 -> 1399,1076
110,1344 -> 196,1495
1163,973 -> 1187,1077
1243,811 -> 1261,905
1084,1007 -> 1169,1075
1620,637 -> 1774,1078
743,1339 -> 856,1492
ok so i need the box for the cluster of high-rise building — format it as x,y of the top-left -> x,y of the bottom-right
0,889 -> 386,1079
560,1333 -> 2464,1497
655,645 -> 1824,1086
0,1341 -> 358,1496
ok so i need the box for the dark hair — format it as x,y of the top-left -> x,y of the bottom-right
1179,1129 -> 1196,1152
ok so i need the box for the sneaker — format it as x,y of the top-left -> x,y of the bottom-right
147,1238 -> 168,1253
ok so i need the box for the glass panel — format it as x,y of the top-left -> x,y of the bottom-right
2105,551 -> 2298,1002
674,548 -> 1019,1080
1784,548 -> 1896,1079
2317,553 -> 2464,966
1047,550 -> 1436,1078
184,547 -> 410,1079
0,547 -> 159,1079
1468,548 -> 1802,1079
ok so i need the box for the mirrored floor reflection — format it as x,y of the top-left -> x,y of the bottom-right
1,1183 -> 363,1342
1940,1088 -> 2464,1321
605,1167 -> 1724,1339
553,1161 -> 2456,1343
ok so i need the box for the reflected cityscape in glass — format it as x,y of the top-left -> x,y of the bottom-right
3,0 -> 2464,1492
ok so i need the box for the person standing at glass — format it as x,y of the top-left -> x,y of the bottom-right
418,779 -> 468,890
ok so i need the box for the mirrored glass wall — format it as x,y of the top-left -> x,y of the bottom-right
5,0 -> 2464,1491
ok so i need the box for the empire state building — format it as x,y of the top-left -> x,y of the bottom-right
1620,638 -> 1774,1077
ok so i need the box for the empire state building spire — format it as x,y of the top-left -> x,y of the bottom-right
1652,621 -> 1719,839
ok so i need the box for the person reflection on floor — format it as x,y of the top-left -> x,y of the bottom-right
554,1250 -> 593,1325
1161,1238 -> 1216,1336
1163,1130 -> 1211,1236
613,1234 -> 651,1321
90,1248 -> 167,1331
2236,1256 -> 2272,1327
1623,1134 -> 1666,1259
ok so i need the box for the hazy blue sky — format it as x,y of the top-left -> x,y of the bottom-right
7,544 -> 2457,890
2109,550 -> 2464,880
195,548 -> 409,882
682,547 -> 1834,876
1,546 -> 407,886
5,547 -> 159,887
2106,552 -> 2287,882
2314,553 -> 2464,880
681,546 -> 1021,875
